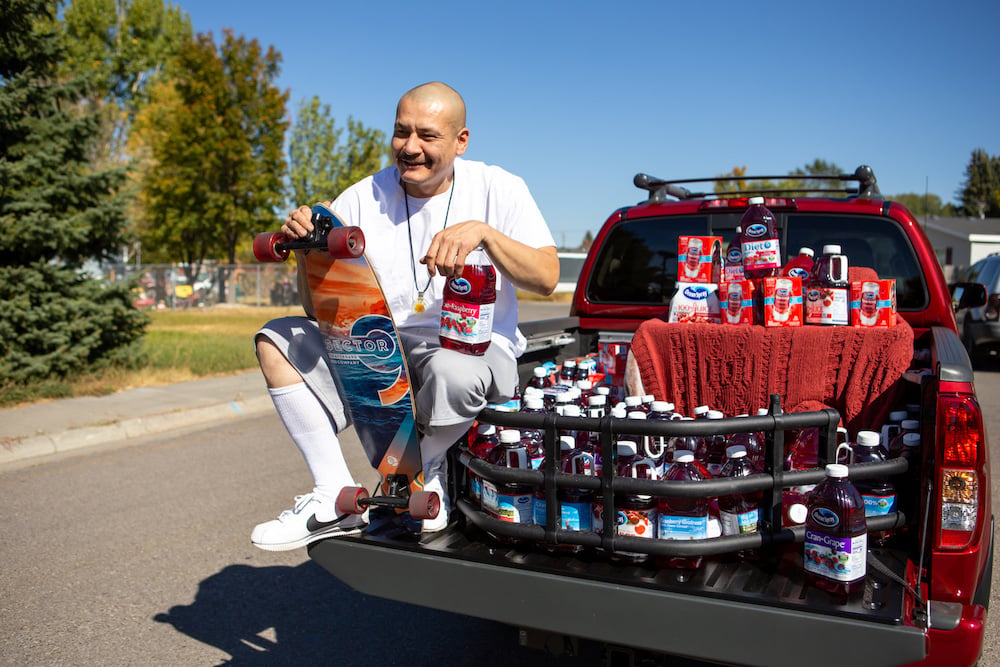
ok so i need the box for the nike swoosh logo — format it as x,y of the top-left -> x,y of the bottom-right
305,514 -> 353,532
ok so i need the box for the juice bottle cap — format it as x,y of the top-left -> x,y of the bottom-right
798,247 -> 815,257
588,394 -> 607,406
825,463 -> 849,478
651,401 -> 673,412
788,503 -> 808,524
477,423 -> 496,435
563,404 -> 582,418
627,411 -> 646,420
499,429 -> 521,443
748,196 -> 764,205
726,445 -> 748,458
693,405 -> 710,416
533,366 -> 548,378
903,433 -> 922,447
523,396 -> 544,410
611,406 -> 627,419
625,396 -> 642,407
757,408 -> 769,416
643,395 -> 655,403
856,430 -> 881,447
595,386 -> 611,396
901,419 -> 920,431
577,380 -> 594,391
563,359 -> 577,368
674,450 -> 695,462
560,436 -> 576,451
555,392 -> 573,404
822,244 -> 842,255
616,440 -> 638,456
523,386 -> 542,398
707,410 -> 724,419
888,410 -> 908,422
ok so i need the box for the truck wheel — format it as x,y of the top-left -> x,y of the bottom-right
327,227 -> 365,259
335,486 -> 369,515
409,490 -> 440,521
253,231 -> 290,263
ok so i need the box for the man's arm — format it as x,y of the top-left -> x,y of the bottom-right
421,220 -> 559,296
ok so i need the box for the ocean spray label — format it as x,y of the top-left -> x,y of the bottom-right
534,498 -> 592,531
440,301 -> 494,345
720,508 -> 760,535
863,491 -> 896,516
742,237 -> 780,272
592,504 -> 657,538
482,482 -> 533,524
804,529 -> 867,582
658,513 -> 708,540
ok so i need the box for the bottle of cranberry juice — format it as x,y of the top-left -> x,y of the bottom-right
657,450 -> 709,569
740,197 -> 780,281
804,464 -> 867,602
440,247 -> 496,356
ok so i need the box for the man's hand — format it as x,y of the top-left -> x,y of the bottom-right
283,202 -> 333,240
420,220 -> 488,277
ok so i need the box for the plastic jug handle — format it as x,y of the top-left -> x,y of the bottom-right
508,447 -> 528,468
836,442 -> 853,464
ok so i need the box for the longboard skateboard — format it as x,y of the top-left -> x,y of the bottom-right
253,204 -> 439,525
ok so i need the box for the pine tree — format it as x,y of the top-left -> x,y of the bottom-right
0,0 -> 147,385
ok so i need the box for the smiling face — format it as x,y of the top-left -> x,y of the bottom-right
392,83 -> 469,198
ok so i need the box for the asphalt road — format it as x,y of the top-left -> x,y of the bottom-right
3,304 -> 999,666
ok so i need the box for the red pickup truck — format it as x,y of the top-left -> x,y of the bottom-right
310,167 -> 992,667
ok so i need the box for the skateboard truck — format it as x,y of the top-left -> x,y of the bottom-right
336,477 -> 441,521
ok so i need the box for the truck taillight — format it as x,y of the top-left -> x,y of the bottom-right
937,395 -> 986,550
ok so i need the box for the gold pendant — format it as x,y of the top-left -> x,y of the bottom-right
414,294 -> 426,313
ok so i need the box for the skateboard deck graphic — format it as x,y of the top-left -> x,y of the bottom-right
303,205 -> 422,497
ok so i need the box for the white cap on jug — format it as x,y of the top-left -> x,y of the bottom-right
799,247 -> 815,257
577,379 -> 594,391
611,405 -> 627,419
788,503 -> 808,524
627,411 -> 646,420
726,445 -> 748,459
595,386 -> 610,396
901,419 -> 920,431
708,410 -> 724,419
500,429 -> 521,443
903,433 -> 922,448
523,386 -> 542,399
889,410 -> 908,422
757,408 -> 769,416
533,366 -> 548,378
588,394 -> 607,406
748,196 -> 764,205
625,396 -> 642,408
524,396 -> 544,410
616,440 -> 638,456
560,435 -> 576,452
822,244 -> 842,255
651,401 -> 672,412
562,404 -> 582,417
674,450 -> 695,463
826,463 -> 849,478
694,405 -> 710,417
643,395 -> 655,403
857,430 -> 881,447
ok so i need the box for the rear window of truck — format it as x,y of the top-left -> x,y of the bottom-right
585,212 -> 928,310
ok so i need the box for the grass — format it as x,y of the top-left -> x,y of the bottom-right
1,293 -> 570,407
0,306 -> 300,407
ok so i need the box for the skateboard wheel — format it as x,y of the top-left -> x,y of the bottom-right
253,231 -> 290,262
408,490 -> 440,521
335,486 -> 369,515
327,227 -> 365,259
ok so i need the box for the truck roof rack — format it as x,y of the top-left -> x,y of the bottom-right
634,165 -> 881,203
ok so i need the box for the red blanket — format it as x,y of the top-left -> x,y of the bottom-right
629,317 -> 913,434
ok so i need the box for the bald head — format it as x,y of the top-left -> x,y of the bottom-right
398,82 -> 467,133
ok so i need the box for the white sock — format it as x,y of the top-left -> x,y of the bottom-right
269,383 -> 355,504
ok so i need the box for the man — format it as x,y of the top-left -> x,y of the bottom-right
251,82 -> 559,551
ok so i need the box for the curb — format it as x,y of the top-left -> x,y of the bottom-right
0,395 -> 274,467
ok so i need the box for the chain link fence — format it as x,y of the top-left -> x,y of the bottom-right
103,262 -> 300,310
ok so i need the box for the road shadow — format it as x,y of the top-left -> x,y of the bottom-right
154,560 -> 597,666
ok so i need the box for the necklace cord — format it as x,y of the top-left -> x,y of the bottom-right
405,176 -> 455,298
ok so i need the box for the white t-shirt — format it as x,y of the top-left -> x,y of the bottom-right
330,157 -> 555,358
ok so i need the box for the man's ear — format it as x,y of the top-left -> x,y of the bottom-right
455,127 -> 469,156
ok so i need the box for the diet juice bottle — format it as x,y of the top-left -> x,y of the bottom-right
804,464 -> 868,602
740,197 -> 781,281
657,450 -> 710,569
724,227 -> 746,282
439,247 -> 496,355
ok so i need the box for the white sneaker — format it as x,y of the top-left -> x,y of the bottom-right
251,492 -> 366,551
421,469 -> 451,533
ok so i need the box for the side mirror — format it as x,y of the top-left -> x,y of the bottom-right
949,281 -> 988,312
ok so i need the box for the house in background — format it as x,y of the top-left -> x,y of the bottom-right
921,217 -> 1000,280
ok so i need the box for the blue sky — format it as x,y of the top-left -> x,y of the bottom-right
185,0 -> 999,248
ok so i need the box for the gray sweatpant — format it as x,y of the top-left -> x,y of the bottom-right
255,317 -> 517,433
